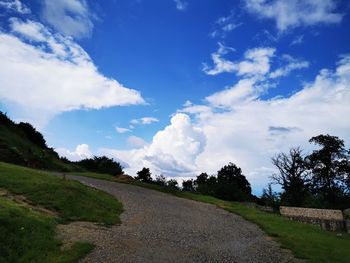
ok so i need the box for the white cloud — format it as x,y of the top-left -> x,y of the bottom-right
127,136 -> 148,148
174,0 -> 188,11
269,55 -> 309,78
210,12 -> 242,38
202,43 -> 237,75
115,127 -> 131,134
0,18 -> 144,127
100,55 -> 350,194
244,0 -> 343,32
203,44 -> 275,77
57,143 -> 92,161
41,0 -> 94,39
0,0 -> 30,14
130,117 -> 159,125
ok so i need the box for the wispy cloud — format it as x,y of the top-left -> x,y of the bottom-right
174,0 -> 188,11
116,127 -> 131,134
41,0 -> 94,39
0,0 -> 30,14
131,117 -> 159,125
244,0 -> 343,32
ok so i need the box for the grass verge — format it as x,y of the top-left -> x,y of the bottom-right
72,171 -> 350,263
0,162 -> 123,263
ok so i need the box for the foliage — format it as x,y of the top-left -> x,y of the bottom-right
216,162 -> 252,201
154,174 -> 167,186
260,183 -> 280,210
182,179 -> 194,192
270,134 -> 350,209
17,122 -> 47,149
75,156 -> 123,176
135,167 -> 153,183
307,134 -> 350,208
271,147 -> 310,206
166,179 -> 179,190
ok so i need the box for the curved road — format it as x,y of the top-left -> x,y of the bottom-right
61,176 -> 299,263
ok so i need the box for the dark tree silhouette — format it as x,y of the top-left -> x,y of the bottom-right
271,147 -> 310,206
17,122 -> 47,149
216,162 -> 252,201
166,179 -> 179,190
182,179 -> 194,192
307,134 -> 349,206
154,174 -> 167,186
135,167 -> 153,183
76,156 -> 123,175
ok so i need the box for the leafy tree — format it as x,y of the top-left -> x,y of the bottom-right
17,122 -> 47,149
307,134 -> 350,207
182,179 -> 194,192
166,179 -> 179,190
135,167 -> 153,183
154,174 -> 167,186
194,173 -> 216,195
261,183 -> 280,210
271,147 -> 310,206
216,162 -> 252,201
76,156 -> 123,175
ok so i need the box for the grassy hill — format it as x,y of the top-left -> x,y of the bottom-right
0,112 -> 79,172
0,162 -> 123,262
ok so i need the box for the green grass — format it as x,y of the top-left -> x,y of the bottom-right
0,162 -> 124,263
0,197 -> 93,263
0,162 -> 123,224
72,171 -> 350,263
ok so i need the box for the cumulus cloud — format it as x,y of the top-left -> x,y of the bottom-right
57,143 -> 92,161
101,55 -> 350,193
41,0 -> 94,39
0,18 -> 144,127
130,117 -> 159,125
0,0 -> 30,14
244,0 -> 343,32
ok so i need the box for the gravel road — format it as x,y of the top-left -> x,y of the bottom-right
59,175 -> 300,263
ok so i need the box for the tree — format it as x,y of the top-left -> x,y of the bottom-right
135,167 -> 153,183
17,122 -> 47,149
76,156 -> 123,175
154,174 -> 167,186
271,147 -> 310,206
307,134 -> 349,207
216,163 -> 252,201
166,179 -> 179,190
182,179 -> 194,192
194,173 -> 216,195
261,183 -> 280,210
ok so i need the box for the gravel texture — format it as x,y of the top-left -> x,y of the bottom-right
59,175 -> 301,263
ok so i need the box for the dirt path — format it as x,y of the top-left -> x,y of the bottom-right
60,175 -> 300,263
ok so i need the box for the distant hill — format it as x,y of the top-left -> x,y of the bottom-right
0,111 -> 79,171
0,111 -> 124,175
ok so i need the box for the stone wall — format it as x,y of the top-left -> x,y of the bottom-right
280,206 -> 346,232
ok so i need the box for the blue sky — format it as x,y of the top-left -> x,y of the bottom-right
1,0 -> 350,194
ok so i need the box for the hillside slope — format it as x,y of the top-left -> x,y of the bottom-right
0,112 -> 79,171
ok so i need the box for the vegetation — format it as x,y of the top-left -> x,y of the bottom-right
0,162 -> 123,224
0,162 -> 123,262
0,197 -> 93,263
270,134 -> 350,209
73,156 -> 123,176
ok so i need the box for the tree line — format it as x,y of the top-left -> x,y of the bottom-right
263,134 -> 350,210
135,134 -> 349,210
